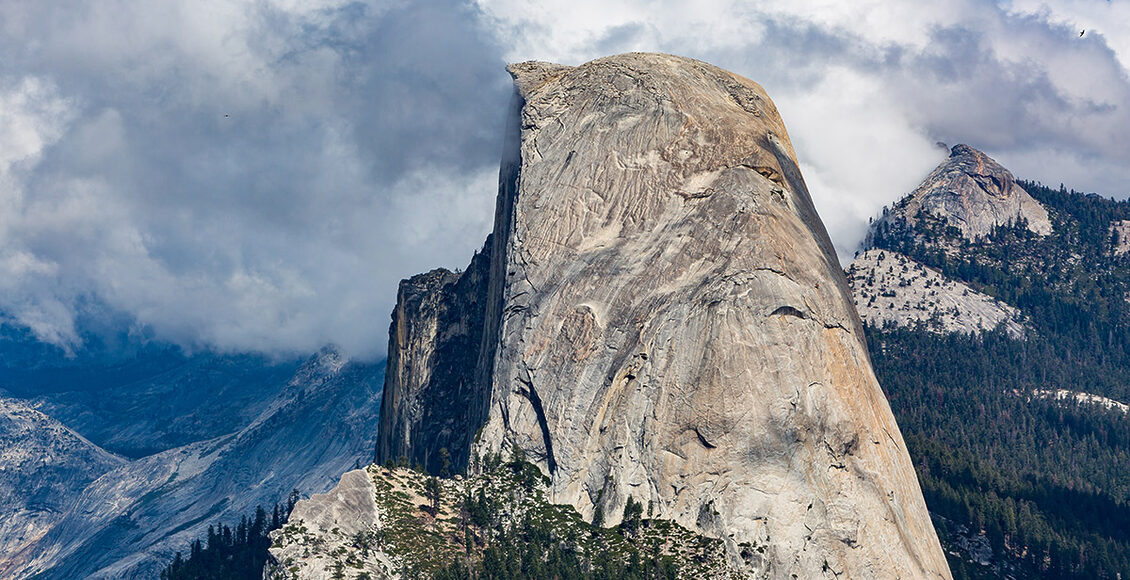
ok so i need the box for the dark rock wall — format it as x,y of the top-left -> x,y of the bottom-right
375,239 -> 493,474
375,89 -> 525,475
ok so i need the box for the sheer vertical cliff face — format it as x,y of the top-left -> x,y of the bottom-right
376,242 -> 492,474
377,53 -> 951,579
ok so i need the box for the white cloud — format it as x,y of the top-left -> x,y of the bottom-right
477,0 -> 1130,250
0,0 -> 510,356
1,0 -> 1129,356
0,77 -> 80,345
1005,0 -> 1130,74
775,67 -> 946,261
0,78 -> 74,173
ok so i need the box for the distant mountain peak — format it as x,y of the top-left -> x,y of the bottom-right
947,142 -> 981,159
887,143 -> 1052,239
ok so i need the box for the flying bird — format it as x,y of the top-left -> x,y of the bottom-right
1080,30 -> 1085,37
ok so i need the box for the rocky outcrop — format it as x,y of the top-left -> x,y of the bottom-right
847,249 -> 1025,338
376,53 -> 950,579
269,464 -> 740,580
1111,220 -> 1130,256
882,144 -> 1051,240
1022,389 -> 1130,413
266,469 -> 393,580
0,398 -> 125,561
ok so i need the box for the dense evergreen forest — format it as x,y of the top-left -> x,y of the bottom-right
868,182 -> 1130,578
159,492 -> 298,580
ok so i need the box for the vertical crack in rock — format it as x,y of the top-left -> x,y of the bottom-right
517,371 -> 558,474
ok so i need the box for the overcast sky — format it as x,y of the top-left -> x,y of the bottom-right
1,0 -> 1128,358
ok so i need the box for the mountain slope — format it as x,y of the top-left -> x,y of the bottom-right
0,398 -> 125,561
268,463 -> 741,580
0,326 -> 301,458
2,349 -> 383,580
846,249 -> 1025,337
29,353 -> 301,458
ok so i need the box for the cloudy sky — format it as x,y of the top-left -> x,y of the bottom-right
0,0 -> 1127,357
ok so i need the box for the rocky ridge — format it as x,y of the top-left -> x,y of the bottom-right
370,53 -> 951,579
879,144 -> 1051,240
846,249 -> 1025,338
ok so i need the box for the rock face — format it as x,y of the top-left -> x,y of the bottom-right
1111,220 -> 1130,256
1025,389 -> 1130,413
377,244 -> 492,474
847,249 -> 1025,338
377,53 -> 950,579
266,469 -> 393,580
883,144 -> 1051,239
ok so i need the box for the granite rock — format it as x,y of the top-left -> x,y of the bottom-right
846,249 -> 1025,338
1111,220 -> 1130,256
0,398 -> 124,562
376,242 -> 492,475
377,53 -> 951,579
265,469 -> 394,580
882,144 -> 1051,240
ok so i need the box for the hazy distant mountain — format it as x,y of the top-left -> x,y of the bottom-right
0,319 -> 383,578
0,397 -> 126,562
0,325 -> 301,458
1,348 -> 383,579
